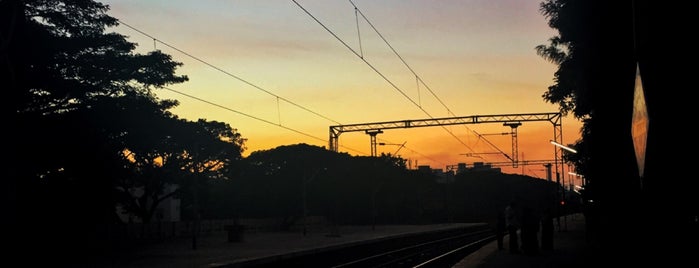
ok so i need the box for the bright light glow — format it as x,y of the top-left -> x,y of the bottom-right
550,140 -> 577,153
568,172 -> 583,177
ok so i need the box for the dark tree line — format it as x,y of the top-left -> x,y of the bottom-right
201,143 -> 566,230
203,144 -> 433,226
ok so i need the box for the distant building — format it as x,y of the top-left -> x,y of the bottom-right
457,163 -> 468,173
417,165 -> 432,173
447,163 -> 470,174
417,165 -> 454,183
449,162 -> 502,175
472,162 -> 488,170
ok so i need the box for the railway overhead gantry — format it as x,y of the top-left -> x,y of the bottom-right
328,112 -> 567,182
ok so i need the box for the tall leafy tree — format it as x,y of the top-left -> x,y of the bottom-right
112,98 -> 246,223
536,0 -> 638,206
0,0 -> 233,261
535,0 -> 692,259
535,1 -> 598,211
170,119 -> 246,223
242,144 -> 344,228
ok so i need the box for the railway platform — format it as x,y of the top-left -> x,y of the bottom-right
452,213 -> 597,268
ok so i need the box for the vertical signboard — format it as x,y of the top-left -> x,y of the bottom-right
631,63 -> 648,186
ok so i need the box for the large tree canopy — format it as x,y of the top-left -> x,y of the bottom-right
536,0 -> 638,204
3,0 -> 246,262
18,0 -> 188,115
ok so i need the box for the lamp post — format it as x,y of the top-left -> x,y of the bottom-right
550,140 -> 578,232
366,130 -> 384,157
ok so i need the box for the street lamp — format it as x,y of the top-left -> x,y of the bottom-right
550,140 -> 577,153
569,171 -> 585,188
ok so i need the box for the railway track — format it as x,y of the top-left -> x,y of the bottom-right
221,224 -> 495,268
331,228 -> 494,268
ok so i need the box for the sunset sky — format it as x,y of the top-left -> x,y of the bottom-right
102,0 -> 583,182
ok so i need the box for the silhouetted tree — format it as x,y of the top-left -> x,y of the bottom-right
536,0 -> 639,210
172,119 -> 245,222
535,0 -> 694,262
241,144 -> 346,228
536,0 -> 598,187
230,144 -> 433,227
116,113 -> 245,223
3,0 -> 211,261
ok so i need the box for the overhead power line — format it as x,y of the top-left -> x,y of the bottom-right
377,137 -> 446,167
290,1 -> 420,108
346,0 -> 510,163
116,19 -> 366,154
117,20 -> 342,126
292,0 -> 484,156
114,17 -> 442,163
162,86 -> 366,155
348,0 -> 453,115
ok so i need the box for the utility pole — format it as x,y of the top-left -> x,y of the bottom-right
365,130 -> 383,157
544,163 -> 552,182
503,122 -> 522,168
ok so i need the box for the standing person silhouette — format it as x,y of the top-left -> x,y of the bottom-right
505,201 -> 520,253
521,206 -> 540,255
541,207 -> 554,250
496,210 -> 506,250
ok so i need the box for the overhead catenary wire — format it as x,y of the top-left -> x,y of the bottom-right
347,0 -> 510,163
377,138 -> 446,167
354,7 -> 364,58
348,0 -> 454,115
117,19 -> 368,154
291,0 -> 478,155
290,1 -> 418,108
162,86 -> 366,155
117,20 -> 342,126
114,17 -> 447,164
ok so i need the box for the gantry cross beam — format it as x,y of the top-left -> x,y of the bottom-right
329,112 -> 566,181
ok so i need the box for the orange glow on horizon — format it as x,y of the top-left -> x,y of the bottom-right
244,115 -> 582,179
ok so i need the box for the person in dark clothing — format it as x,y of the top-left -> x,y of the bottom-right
505,201 -> 520,253
496,210 -> 506,250
541,207 -> 554,250
520,206 -> 540,255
